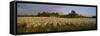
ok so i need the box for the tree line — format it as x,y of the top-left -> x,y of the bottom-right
18,10 -> 96,18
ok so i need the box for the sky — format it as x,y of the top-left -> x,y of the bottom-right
17,3 -> 96,16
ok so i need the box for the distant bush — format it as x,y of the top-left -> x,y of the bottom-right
18,10 -> 95,18
37,12 -> 60,17
92,16 -> 96,18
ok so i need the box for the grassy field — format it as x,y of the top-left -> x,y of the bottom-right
17,17 -> 96,33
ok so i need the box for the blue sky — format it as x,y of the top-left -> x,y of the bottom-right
17,3 -> 96,16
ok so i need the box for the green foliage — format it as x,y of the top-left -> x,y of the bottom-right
92,16 -> 96,18
37,11 -> 60,17
37,10 -> 87,18
18,10 -> 95,18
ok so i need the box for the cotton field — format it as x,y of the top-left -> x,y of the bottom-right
17,17 -> 96,33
